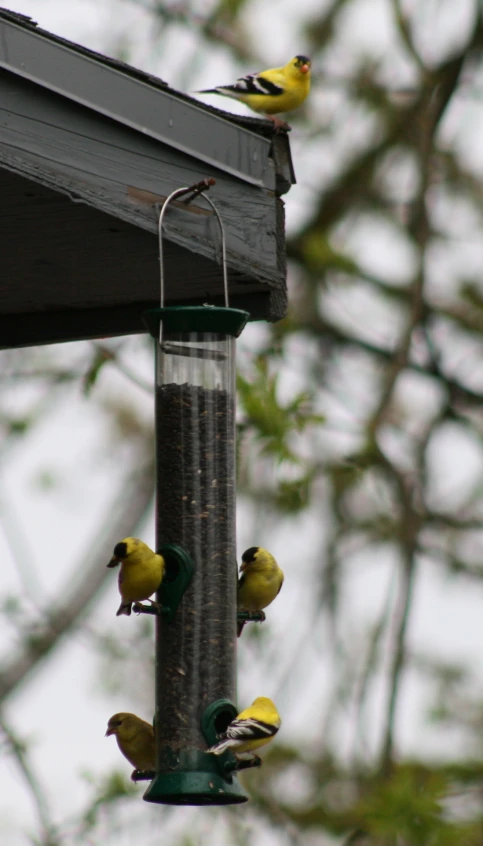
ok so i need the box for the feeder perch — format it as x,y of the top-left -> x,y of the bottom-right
237,610 -> 267,626
132,769 -> 156,782
133,543 -> 194,621
142,184 -> 249,805
201,699 -> 262,776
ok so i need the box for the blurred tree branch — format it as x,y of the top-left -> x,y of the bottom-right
0,454 -> 154,703
0,713 -> 60,846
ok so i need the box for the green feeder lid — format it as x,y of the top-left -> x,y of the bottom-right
142,306 -> 249,337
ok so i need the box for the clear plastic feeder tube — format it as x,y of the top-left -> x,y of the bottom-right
154,328 -> 237,767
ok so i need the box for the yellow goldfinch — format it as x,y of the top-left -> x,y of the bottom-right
208,697 -> 281,761
105,712 -> 155,777
107,537 -> 165,617
197,55 -> 311,128
237,547 -> 284,636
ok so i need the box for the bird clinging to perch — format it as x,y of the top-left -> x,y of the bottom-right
107,537 -> 165,616
237,547 -> 284,636
105,712 -> 155,780
208,697 -> 281,765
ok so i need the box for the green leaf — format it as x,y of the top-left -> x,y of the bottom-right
237,356 -> 324,465
82,347 -> 113,396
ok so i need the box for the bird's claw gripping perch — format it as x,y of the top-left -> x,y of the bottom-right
266,115 -> 291,133
236,610 -> 266,624
223,754 -> 262,775
236,755 -> 262,771
133,600 -> 167,616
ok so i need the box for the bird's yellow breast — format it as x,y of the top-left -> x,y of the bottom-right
117,725 -> 155,770
237,569 -> 283,611
119,555 -> 164,604
240,87 -> 308,115
234,735 -> 274,755
242,66 -> 310,115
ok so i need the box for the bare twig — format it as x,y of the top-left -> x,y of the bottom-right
247,789 -> 308,846
0,713 -> 59,846
391,0 -> 426,72
352,578 -> 396,765
91,343 -> 153,394
0,454 -> 154,703
368,42 -> 470,774
0,494 -> 45,605
119,0 -> 259,63
378,528 -> 418,772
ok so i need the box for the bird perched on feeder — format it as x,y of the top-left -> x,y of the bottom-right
105,712 -> 155,779
197,55 -> 311,129
208,697 -> 281,764
107,537 -> 165,616
237,547 -> 284,636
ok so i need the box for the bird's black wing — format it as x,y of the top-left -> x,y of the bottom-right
226,72 -> 284,97
198,72 -> 284,98
224,718 -> 278,742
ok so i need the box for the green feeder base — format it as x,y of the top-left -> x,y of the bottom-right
143,737 -> 248,806
143,768 -> 248,806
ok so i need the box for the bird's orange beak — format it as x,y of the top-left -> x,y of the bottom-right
300,63 -> 310,74
240,562 -> 247,573
107,556 -> 120,568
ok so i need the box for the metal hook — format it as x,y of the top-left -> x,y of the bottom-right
157,180 -> 229,323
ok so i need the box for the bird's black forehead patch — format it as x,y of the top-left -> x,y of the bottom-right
295,55 -> 311,64
242,546 -> 260,563
113,541 -> 128,559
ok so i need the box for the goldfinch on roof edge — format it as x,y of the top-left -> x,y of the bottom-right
197,55 -> 311,128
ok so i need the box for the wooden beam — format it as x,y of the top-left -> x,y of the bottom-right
0,71 -> 286,286
0,10 -> 291,347
0,169 -> 285,348
0,9 -> 274,188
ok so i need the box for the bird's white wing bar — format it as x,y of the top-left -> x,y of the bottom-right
226,718 -> 278,741
228,73 -> 284,97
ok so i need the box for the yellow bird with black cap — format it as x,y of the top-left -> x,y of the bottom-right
197,55 -> 311,129
107,537 -> 165,617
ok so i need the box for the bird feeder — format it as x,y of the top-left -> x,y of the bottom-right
142,183 -> 249,805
